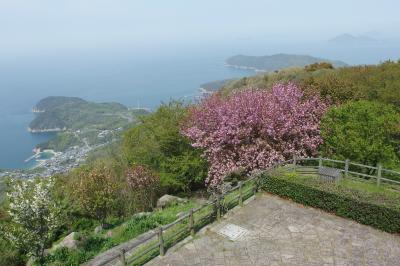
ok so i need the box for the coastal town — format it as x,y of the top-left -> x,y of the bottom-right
0,129 -> 120,180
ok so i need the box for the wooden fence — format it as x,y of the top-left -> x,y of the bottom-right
95,157 -> 400,266
293,156 -> 400,186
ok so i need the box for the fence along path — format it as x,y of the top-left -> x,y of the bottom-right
87,157 -> 400,266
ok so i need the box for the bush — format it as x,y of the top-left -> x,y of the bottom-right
320,100 -> 400,169
261,171 -> 400,233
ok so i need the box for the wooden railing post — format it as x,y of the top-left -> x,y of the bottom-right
158,227 -> 165,256
119,249 -> 126,266
318,156 -> 322,169
216,196 -> 221,221
253,179 -> 257,198
344,159 -> 349,178
189,209 -> 195,237
239,181 -> 243,206
377,164 -> 382,186
293,155 -> 297,172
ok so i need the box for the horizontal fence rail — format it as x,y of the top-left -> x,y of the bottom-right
93,156 -> 400,266
292,156 -> 400,186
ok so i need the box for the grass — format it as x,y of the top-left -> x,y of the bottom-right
43,201 -> 198,266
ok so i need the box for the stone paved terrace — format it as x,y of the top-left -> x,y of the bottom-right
146,193 -> 400,266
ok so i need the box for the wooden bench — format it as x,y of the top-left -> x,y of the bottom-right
318,167 -> 342,183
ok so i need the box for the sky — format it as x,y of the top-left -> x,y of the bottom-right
0,0 -> 399,56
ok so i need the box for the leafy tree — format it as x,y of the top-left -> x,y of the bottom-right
71,164 -> 119,226
1,177 -> 61,264
182,84 -> 326,187
320,100 -> 400,168
123,101 -> 208,192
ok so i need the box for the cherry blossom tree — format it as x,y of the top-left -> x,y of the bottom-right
182,83 -> 326,187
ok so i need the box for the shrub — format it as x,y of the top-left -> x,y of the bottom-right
71,163 -> 120,226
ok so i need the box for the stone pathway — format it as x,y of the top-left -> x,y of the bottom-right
147,193 -> 400,266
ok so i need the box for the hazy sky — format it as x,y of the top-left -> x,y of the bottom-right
0,0 -> 399,56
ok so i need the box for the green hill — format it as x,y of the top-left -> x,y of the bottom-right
226,53 -> 348,72
29,96 -> 132,132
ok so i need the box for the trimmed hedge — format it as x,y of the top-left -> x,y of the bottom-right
261,173 -> 400,233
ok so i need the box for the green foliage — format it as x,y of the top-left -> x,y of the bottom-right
123,101 -> 208,192
320,101 -> 400,168
37,132 -> 83,151
261,170 -> 400,233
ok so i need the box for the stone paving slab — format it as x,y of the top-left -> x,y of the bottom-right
146,193 -> 400,266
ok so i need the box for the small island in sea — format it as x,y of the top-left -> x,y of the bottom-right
225,53 -> 348,72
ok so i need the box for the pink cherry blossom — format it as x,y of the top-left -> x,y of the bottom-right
182,83 -> 327,187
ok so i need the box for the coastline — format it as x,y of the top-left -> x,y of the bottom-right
24,149 -> 57,169
28,127 -> 66,133
224,63 -> 266,73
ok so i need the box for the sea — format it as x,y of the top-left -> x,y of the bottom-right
1,40 -> 399,169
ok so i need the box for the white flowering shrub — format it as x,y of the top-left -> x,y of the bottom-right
2,177 -> 61,263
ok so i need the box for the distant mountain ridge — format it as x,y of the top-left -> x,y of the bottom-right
225,53 -> 348,72
328,34 -> 378,45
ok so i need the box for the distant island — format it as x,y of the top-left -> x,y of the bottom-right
328,34 -> 378,45
225,53 -> 348,72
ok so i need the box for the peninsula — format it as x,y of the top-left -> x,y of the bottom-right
10,96 -> 151,177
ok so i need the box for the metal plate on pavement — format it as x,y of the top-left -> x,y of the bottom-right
217,223 -> 249,241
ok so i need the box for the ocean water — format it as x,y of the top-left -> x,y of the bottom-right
1,40 -> 399,169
